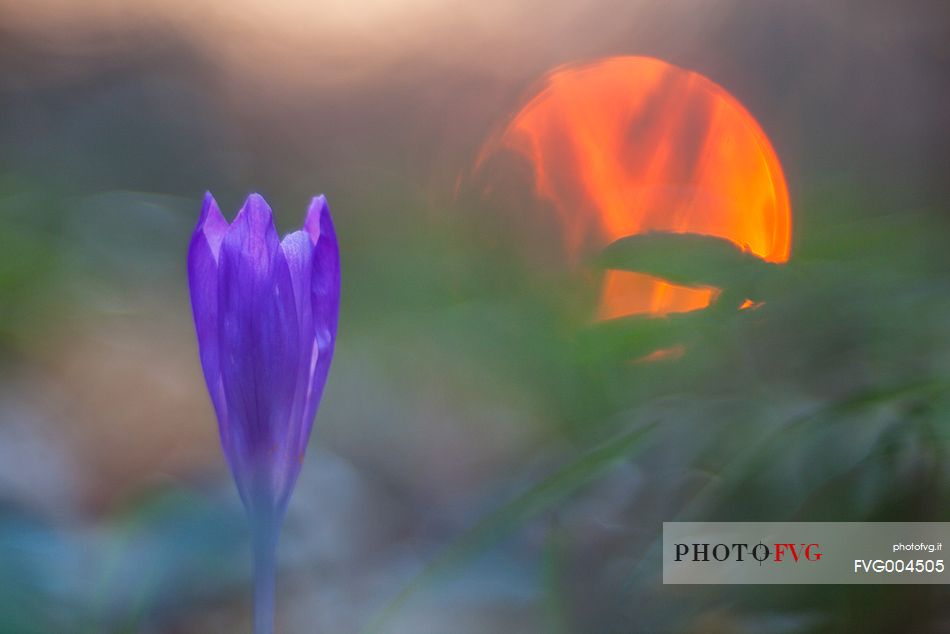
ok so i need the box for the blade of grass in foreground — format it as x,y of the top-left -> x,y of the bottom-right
364,422 -> 657,633
598,232 -> 782,298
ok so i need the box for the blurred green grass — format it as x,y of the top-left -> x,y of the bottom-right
1,164 -> 949,631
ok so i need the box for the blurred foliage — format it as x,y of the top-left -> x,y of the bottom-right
362,186 -> 950,632
0,492 -> 244,633
1,163 -> 949,631
0,175 -> 194,355
0,175 -> 68,353
367,423 -> 656,633
599,232 -> 780,304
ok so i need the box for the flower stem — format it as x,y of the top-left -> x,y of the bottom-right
251,514 -> 280,634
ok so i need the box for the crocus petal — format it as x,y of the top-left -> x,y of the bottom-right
277,230 -> 315,505
304,196 -> 341,429
302,194 -> 328,245
188,193 -> 230,439
216,194 -> 301,509
196,191 -> 229,257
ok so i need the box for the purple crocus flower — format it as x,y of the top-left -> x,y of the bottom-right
188,192 -> 340,634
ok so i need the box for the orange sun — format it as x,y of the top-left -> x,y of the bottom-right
478,56 -> 791,319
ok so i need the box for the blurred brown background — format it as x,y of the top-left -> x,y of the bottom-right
0,1 -> 948,632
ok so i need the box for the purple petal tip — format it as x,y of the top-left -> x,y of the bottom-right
197,192 -> 221,227
303,195 -> 331,245
239,193 -> 274,220
194,192 -> 229,256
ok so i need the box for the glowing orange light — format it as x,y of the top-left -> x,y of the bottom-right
738,298 -> 765,311
478,56 -> 791,319
631,344 -> 687,364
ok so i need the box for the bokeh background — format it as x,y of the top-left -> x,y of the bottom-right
1,1 -> 949,632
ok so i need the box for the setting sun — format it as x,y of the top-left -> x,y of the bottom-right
478,56 -> 791,319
